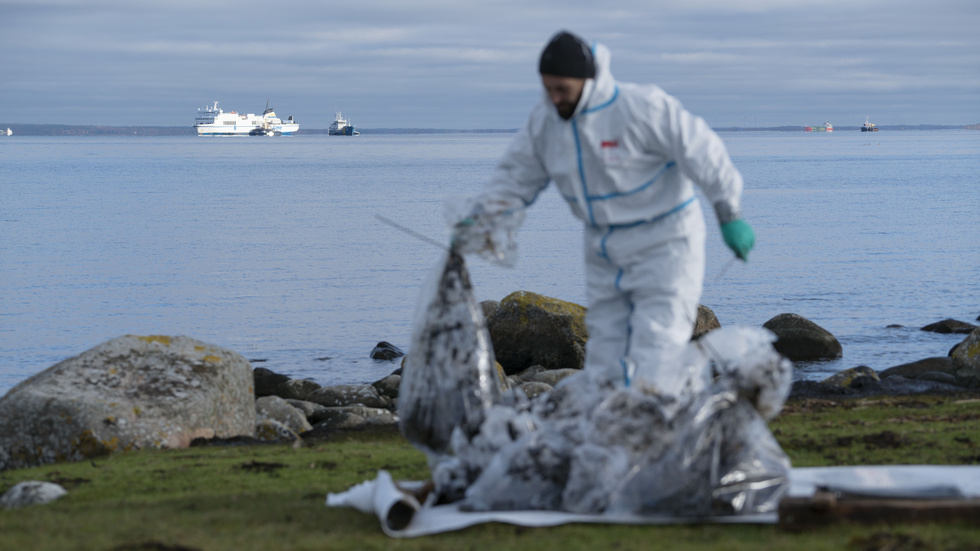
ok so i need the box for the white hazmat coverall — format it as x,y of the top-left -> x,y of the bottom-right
469,42 -> 745,392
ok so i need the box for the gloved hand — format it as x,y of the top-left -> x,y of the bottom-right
450,216 -> 476,249
720,219 -> 755,261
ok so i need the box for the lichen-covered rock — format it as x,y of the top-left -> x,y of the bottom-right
950,328 -> 980,383
254,419 -> 301,443
480,300 -> 500,321
488,291 -> 588,374
692,304 -> 721,340
255,396 -> 313,434
762,314 -> 842,361
306,384 -> 389,409
0,481 -> 67,509
821,366 -> 880,388
274,378 -> 321,401
0,335 -> 255,471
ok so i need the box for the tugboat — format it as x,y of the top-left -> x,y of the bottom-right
861,116 -> 879,132
328,112 -> 359,136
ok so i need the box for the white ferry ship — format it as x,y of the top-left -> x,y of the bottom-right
194,101 -> 298,136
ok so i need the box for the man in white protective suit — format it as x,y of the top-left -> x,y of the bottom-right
454,30 -> 755,393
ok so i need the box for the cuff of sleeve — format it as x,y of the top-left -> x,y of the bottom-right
713,201 -> 742,225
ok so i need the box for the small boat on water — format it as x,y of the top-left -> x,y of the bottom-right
2,128 -> 11,136
861,117 -> 879,132
328,112 -> 359,136
804,122 -> 833,132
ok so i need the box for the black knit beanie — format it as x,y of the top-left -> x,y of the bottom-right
538,31 -> 595,79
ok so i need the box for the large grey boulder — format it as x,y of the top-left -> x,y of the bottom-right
0,335 -> 255,471
488,291 -> 588,375
762,314 -> 842,361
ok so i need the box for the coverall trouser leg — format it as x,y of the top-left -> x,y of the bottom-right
582,205 -> 706,391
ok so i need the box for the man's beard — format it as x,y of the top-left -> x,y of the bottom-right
556,101 -> 577,120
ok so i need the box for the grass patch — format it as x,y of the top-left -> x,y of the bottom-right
1,396 -> 979,550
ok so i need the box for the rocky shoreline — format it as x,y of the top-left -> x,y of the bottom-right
0,291 -> 978,474
246,293 -> 979,435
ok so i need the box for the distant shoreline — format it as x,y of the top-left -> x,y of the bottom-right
1,123 -> 977,137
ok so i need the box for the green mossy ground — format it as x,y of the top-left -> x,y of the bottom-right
1,394 -> 978,551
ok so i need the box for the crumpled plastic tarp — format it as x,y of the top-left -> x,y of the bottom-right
427,326 -> 793,516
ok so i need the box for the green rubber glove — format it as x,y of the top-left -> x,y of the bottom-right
450,216 -> 476,249
720,219 -> 755,261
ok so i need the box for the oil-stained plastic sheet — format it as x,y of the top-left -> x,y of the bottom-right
427,326 -> 794,516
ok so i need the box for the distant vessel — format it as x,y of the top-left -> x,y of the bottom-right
804,122 -> 833,132
3,128 -> 10,136
194,101 -> 298,136
861,117 -> 879,132
328,112 -> 359,136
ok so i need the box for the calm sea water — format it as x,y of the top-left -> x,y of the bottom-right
1,130 -> 978,395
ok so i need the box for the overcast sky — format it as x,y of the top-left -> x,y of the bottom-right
1,0 -> 977,129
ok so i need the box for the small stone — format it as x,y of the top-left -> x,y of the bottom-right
921,319 -> 978,335
254,367 -> 290,397
691,304 -> 721,340
372,374 -> 401,400
880,357 -> 957,379
306,384 -> 389,409
821,366 -> 879,388
274,378 -> 321,401
256,396 -> 312,434
519,381 -> 553,400
370,341 -> 405,361
254,419 -> 301,443
523,368 -> 580,387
